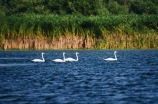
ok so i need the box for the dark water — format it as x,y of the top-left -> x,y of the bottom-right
0,50 -> 158,104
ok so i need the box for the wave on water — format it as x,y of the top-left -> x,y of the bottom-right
0,63 -> 36,67
0,58 -> 30,60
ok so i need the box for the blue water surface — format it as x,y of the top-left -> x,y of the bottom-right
0,50 -> 158,104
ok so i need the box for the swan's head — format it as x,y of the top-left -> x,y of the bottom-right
114,51 -> 118,54
63,52 -> 66,54
42,52 -> 45,55
76,52 -> 79,54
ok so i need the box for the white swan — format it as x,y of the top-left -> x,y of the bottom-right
32,52 -> 45,62
52,52 -> 66,62
104,51 -> 118,61
65,52 -> 79,61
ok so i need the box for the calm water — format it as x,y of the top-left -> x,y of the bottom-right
0,50 -> 158,104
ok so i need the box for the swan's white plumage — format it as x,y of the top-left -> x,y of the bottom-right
52,52 -> 66,62
104,51 -> 118,61
32,52 -> 45,62
65,52 -> 79,61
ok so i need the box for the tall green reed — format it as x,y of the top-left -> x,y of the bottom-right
0,14 -> 157,49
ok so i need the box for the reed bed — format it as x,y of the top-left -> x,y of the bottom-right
0,14 -> 158,49
95,33 -> 158,49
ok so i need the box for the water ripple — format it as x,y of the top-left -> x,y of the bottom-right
0,50 -> 158,104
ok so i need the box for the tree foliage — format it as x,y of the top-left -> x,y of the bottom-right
130,0 -> 158,14
0,0 -> 158,17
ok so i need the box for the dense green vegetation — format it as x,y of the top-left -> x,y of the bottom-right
0,0 -> 158,49
1,0 -> 158,16
0,14 -> 158,39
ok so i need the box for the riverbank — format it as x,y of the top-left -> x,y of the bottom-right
0,15 -> 157,50
0,34 -> 158,50
0,35 -> 94,50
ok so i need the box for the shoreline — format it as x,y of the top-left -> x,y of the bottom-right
1,48 -> 158,51
1,34 -> 158,50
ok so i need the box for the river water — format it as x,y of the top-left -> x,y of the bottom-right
0,50 -> 158,104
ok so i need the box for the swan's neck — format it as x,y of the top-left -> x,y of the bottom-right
114,53 -> 117,59
76,54 -> 78,61
42,54 -> 44,61
63,54 -> 65,62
